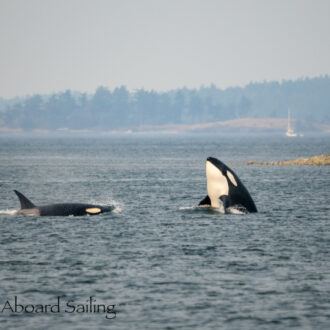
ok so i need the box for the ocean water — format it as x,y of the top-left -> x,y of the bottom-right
0,134 -> 329,330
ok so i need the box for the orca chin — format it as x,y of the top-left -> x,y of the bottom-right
199,157 -> 257,213
14,190 -> 114,217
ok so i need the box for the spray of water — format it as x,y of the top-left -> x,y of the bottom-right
0,209 -> 17,215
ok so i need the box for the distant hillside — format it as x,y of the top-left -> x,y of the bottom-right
0,76 -> 329,133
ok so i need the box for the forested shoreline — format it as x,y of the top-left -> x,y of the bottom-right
1,76 -> 329,131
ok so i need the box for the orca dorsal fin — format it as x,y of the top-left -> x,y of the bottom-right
14,190 -> 36,209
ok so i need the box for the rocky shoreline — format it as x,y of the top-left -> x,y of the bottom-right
247,154 -> 330,166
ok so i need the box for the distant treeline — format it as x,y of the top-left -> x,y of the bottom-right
1,76 -> 329,131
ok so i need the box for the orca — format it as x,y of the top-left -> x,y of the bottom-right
14,190 -> 114,216
199,157 -> 257,213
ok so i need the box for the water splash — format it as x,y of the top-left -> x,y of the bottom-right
179,205 -> 224,214
179,206 -> 199,211
89,199 -> 123,214
0,209 -> 17,215
227,207 -> 246,215
179,204 -> 246,215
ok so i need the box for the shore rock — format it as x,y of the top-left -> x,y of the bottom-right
247,154 -> 330,166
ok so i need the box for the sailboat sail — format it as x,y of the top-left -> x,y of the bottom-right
286,108 -> 297,137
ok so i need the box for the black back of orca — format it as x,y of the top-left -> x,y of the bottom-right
14,190 -> 114,216
38,203 -> 113,216
199,157 -> 257,213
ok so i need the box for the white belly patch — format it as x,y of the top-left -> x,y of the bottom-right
206,161 -> 229,207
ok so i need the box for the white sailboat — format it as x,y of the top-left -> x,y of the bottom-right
286,108 -> 297,137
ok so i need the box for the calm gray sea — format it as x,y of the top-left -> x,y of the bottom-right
0,134 -> 329,330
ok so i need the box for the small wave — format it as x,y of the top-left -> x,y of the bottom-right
0,209 -> 16,215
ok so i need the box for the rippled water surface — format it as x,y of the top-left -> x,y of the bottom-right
0,135 -> 329,329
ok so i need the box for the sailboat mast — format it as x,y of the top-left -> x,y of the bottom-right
286,107 -> 298,137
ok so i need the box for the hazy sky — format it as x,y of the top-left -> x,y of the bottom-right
0,0 -> 329,98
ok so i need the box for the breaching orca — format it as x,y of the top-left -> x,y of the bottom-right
199,157 -> 257,213
14,190 -> 114,216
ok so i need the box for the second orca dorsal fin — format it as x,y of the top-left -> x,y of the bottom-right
14,190 -> 36,209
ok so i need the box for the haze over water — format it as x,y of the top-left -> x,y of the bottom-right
0,135 -> 329,329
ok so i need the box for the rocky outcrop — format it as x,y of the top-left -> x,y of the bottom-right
247,154 -> 330,166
